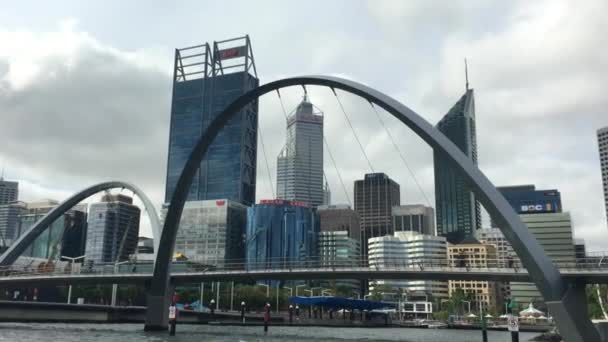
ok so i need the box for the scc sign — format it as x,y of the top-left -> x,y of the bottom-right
520,203 -> 553,213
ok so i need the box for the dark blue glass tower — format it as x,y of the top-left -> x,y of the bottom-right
165,36 -> 258,205
245,200 -> 319,275
496,185 -> 562,214
434,88 -> 482,243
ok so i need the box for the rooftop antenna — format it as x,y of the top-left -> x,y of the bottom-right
464,58 -> 470,91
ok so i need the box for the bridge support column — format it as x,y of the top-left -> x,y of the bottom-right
144,284 -> 174,331
546,281 -> 600,342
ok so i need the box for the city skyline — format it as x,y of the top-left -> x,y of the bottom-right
0,1 -> 607,251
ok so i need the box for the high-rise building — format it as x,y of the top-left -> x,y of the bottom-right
354,173 -> 400,256
85,194 -> 140,264
0,177 -> 18,205
245,200 -> 319,278
19,200 -> 87,260
0,201 -> 27,247
164,36 -> 258,206
368,231 -> 448,299
495,185 -> 562,217
392,205 -> 436,236
163,199 -> 247,266
318,204 -> 360,244
276,95 -> 324,207
434,88 -> 481,243
318,230 -> 360,291
599,126 -> 608,228
509,212 -> 576,307
448,239 -> 500,312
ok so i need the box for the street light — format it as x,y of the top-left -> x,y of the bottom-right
60,255 -> 86,304
295,284 -> 306,297
111,260 -> 130,306
321,289 -> 333,297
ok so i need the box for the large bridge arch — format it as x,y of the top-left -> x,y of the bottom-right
0,181 -> 162,267
150,76 -> 597,341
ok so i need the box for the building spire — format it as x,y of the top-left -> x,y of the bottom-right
464,58 -> 469,91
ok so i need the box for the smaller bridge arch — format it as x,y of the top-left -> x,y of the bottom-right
0,181 -> 162,267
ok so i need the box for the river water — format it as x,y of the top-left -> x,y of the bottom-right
0,323 -> 541,341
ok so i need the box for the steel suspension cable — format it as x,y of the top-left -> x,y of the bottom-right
369,102 -> 432,207
258,125 -> 276,199
331,88 -> 375,173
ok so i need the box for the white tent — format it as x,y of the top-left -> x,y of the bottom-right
484,314 -> 493,318
467,313 -> 478,318
499,314 -> 509,319
519,303 -> 544,317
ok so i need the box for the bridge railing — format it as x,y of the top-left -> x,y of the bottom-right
0,256 -> 606,280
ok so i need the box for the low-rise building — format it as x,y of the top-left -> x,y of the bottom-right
368,231 -> 448,299
448,239 -> 500,312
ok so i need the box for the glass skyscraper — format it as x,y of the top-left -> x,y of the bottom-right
276,95 -> 325,207
0,177 -> 18,205
434,88 -> 481,243
162,199 -> 247,266
164,36 -> 258,206
354,173 -> 400,256
85,194 -> 140,264
19,200 -> 87,260
245,200 -> 319,273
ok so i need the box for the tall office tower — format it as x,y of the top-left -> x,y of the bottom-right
162,199 -> 247,266
318,204 -> 361,243
510,212 -> 576,307
0,176 -> 18,205
245,199 -> 319,286
85,194 -> 140,264
276,95 -> 324,207
599,126 -> 608,228
392,205 -> 436,236
434,88 -> 481,243
354,173 -> 400,256
448,239 -> 500,312
164,36 -> 258,206
368,231 -> 448,299
19,200 -> 87,260
0,201 -> 26,247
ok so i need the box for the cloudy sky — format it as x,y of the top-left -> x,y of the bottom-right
1,1 -> 607,250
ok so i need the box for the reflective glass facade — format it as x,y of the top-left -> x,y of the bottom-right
245,200 -> 319,272
0,179 -> 18,205
19,201 -> 87,259
434,89 -> 481,244
162,199 -> 247,266
496,185 -> 561,215
165,41 -> 258,206
85,195 -> 140,264
0,201 -> 26,246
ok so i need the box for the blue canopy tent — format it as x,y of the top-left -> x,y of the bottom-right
289,296 -> 394,311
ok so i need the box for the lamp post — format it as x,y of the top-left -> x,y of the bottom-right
295,284 -> 306,297
60,255 -> 86,304
111,260 -> 130,306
